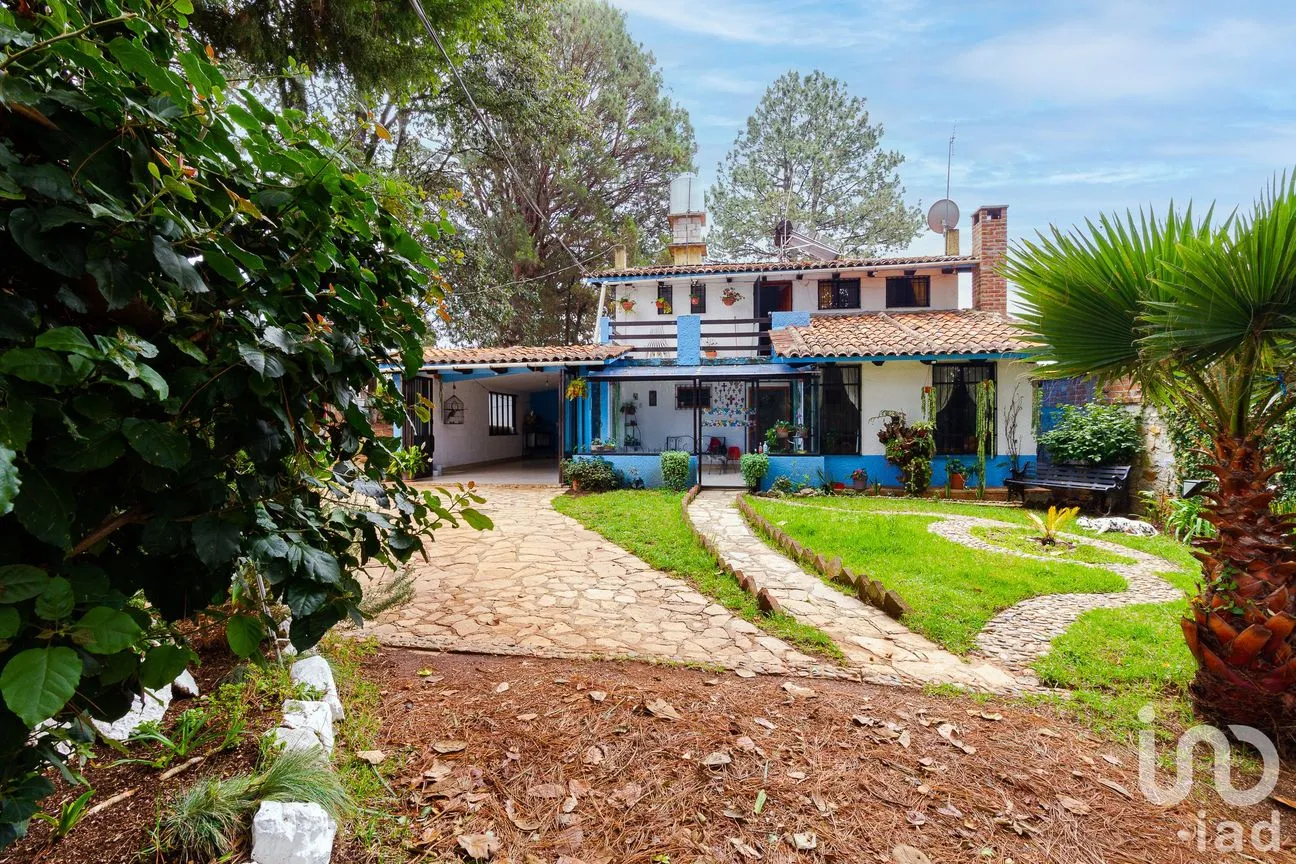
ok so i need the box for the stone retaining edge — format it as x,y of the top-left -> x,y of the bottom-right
681,485 -> 787,615
732,493 -> 913,621
252,653 -> 345,864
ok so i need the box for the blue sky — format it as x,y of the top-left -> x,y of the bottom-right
609,0 -> 1296,258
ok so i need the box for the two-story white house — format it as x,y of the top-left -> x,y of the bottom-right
395,177 -> 1037,490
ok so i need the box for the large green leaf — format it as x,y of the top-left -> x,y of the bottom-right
225,614 -> 264,658
192,516 -> 241,567
0,607 -> 20,640
34,327 -> 98,357
284,581 -> 329,618
0,399 -> 33,450
0,565 -> 49,603
0,647 -> 82,726
139,644 -> 192,689
33,577 -> 74,621
459,507 -> 494,531
298,546 -> 341,585
13,470 -> 73,549
121,418 -> 190,469
0,348 -> 69,386
151,236 -> 208,294
70,607 -> 142,654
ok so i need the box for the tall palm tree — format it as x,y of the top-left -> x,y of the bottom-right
1007,176 -> 1296,743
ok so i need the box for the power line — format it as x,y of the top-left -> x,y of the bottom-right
406,0 -> 591,280
444,244 -> 618,300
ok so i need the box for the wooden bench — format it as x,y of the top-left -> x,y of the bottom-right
1005,463 -> 1132,513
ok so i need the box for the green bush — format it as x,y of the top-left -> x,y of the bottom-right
660,451 -> 692,491
740,453 -> 769,490
561,458 -> 622,492
876,411 -> 935,495
1038,403 -> 1140,465
0,0 -> 489,841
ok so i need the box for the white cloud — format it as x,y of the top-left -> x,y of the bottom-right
608,0 -> 928,48
957,13 -> 1284,103
693,71 -> 765,95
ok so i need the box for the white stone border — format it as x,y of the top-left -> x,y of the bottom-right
252,653 -> 345,864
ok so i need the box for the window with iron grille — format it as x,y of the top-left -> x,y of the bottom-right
885,276 -> 931,308
821,365 -> 861,454
656,283 -> 674,314
689,281 -> 707,313
931,363 -> 995,454
488,392 -> 517,436
817,278 -> 861,310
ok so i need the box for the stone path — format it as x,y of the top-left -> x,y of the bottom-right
739,498 -> 1185,670
685,492 -> 1024,692
358,487 -> 840,678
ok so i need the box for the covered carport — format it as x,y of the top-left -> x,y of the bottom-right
392,344 -> 631,484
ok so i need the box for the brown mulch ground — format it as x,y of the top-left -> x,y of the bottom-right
0,643 -> 272,864
339,649 -> 1295,864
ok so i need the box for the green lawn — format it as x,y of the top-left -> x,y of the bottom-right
746,496 -> 1127,653
552,490 -> 844,661
745,493 -> 1203,741
970,524 -> 1138,565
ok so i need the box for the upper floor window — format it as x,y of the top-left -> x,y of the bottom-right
689,281 -> 707,313
817,278 -> 861,310
886,275 -> 931,308
488,392 -> 517,436
656,283 -> 674,315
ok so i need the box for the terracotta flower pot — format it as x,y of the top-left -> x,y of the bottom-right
853,478 -> 867,491
722,297 -> 737,306
949,473 -> 966,491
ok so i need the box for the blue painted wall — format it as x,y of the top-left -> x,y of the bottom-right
770,310 -> 811,330
676,315 -> 701,365
571,453 -> 697,488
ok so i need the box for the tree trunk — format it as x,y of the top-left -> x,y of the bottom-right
1182,434 -> 1296,747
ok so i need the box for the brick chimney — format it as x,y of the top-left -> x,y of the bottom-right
971,205 -> 1008,315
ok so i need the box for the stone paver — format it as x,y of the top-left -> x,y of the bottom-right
741,498 -> 1184,671
686,492 -> 1024,692
358,487 -> 841,677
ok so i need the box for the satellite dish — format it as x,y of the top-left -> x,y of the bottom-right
927,199 -> 960,234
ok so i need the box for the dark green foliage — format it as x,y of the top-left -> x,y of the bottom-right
740,452 -> 769,491
659,451 -> 691,491
561,457 -> 621,492
1038,403 -> 1140,465
876,411 -> 934,495
0,0 -> 485,843
1167,407 -> 1296,506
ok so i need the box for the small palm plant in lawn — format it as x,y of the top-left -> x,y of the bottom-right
1007,174 -> 1296,744
1025,505 -> 1080,546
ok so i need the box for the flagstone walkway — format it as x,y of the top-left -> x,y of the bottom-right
704,495 -> 1184,672
358,486 -> 838,678
685,491 -> 1024,692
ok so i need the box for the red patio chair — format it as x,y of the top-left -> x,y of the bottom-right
726,445 -> 742,473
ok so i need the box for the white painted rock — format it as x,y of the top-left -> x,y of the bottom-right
290,656 -> 344,721
251,801 -> 337,864
92,686 -> 172,741
281,699 -> 334,754
1077,516 -> 1158,536
171,669 -> 200,698
267,725 -> 325,754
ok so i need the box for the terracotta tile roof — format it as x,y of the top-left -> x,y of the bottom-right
769,310 -> 1039,359
421,343 -> 632,367
586,254 -> 979,280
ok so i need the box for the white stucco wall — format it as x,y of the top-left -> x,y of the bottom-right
432,379 -> 530,469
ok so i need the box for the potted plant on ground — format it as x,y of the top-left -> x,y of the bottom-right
390,444 -> 427,482
702,341 -> 718,359
722,285 -> 743,306
619,296 -> 635,313
740,453 -> 769,492
945,458 -> 968,491
851,467 -> 869,491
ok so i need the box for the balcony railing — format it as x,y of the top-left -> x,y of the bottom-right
607,318 -> 772,359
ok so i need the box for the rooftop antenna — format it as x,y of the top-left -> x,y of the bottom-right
926,126 -> 960,255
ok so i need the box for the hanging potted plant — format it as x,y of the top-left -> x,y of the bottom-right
945,458 -> 968,491
619,296 -> 635,313
654,297 -> 672,314
565,377 -> 588,400
851,467 -> 868,491
721,285 -> 743,306
691,293 -> 703,308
